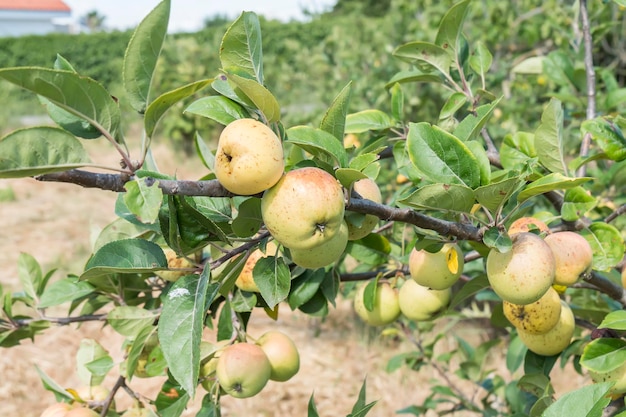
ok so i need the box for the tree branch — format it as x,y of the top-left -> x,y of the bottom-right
577,0 -> 597,177
582,271 -> 626,307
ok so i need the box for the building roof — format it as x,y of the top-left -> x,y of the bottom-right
0,0 -> 71,12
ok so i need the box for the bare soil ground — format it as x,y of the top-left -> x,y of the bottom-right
0,138 -> 588,416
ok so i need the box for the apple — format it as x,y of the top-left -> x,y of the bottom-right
75,385 -> 109,402
398,279 -> 451,321
289,221 -> 348,269
408,243 -> 464,290
588,360 -> 626,396
40,403 -> 73,417
353,281 -> 401,326
517,300 -> 575,356
503,286 -> 562,334
121,406 -> 152,417
622,264 -> 626,288
261,167 -> 345,250
65,408 -> 100,417
544,231 -> 593,286
154,248 -> 195,282
214,118 -> 284,195
216,343 -> 272,398
256,330 -> 300,382
346,178 -> 382,240
486,232 -> 556,305
508,216 -> 550,236
343,133 -> 361,148
235,241 -> 279,292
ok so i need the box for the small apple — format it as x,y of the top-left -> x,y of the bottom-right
154,248 -> 195,282
588,360 -> 626,396
486,232 -> 556,305
503,286 -> 562,334
398,279 -> 451,321
40,403 -> 73,417
216,343 -> 272,398
121,405 -> 153,417
622,264 -> 626,288
65,408 -> 100,417
517,300 -> 575,356
235,241 -> 279,292
409,243 -> 464,290
214,118 -> 284,195
353,281 -> 401,326
75,385 -> 109,402
343,133 -> 361,148
289,221 -> 348,269
508,216 -> 550,236
256,330 -> 300,382
544,231 -> 593,286
261,167 -> 345,250
346,178 -> 382,240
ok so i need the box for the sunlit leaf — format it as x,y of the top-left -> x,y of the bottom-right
535,98 -> 567,175
581,117 -> 626,162
225,72 -> 280,122
581,223 -> 625,271
399,183 -> 475,212
541,382 -> 613,417
287,125 -> 348,168
185,95 -> 248,127
81,239 -> 167,280
517,173 -> 591,203
320,81 -> 352,141
345,109 -> 395,134
220,11 -> 263,83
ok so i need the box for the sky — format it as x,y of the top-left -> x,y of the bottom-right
62,0 -> 337,33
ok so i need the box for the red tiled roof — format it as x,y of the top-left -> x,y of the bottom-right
0,0 -> 71,12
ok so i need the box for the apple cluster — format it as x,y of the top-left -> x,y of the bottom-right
40,386 -> 111,417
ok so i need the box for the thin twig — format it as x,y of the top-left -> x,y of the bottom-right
577,0 -> 597,177
605,203 -> 626,224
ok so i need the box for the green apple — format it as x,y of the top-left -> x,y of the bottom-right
544,231 -> 593,286
503,286 -> 562,334
235,241 -> 279,292
216,343 -> 272,398
409,243 -> 464,290
588,360 -> 626,396
289,221 -> 348,269
486,232 -> 556,305
398,279 -> 450,321
214,118 -> 284,195
154,248 -> 195,282
261,167 -> 345,250
353,281 -> 400,326
517,300 -> 575,356
74,385 -> 109,402
120,405 -> 153,417
256,331 -> 300,382
346,178 -> 382,240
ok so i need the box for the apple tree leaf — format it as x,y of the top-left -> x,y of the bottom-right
581,117 -> 626,162
225,72 -> 280,123
76,338 -> 110,386
17,252 -> 42,302
390,83 -> 404,121
535,98 -> 568,175
345,109 -> 395,134
541,383 -> 613,417
81,239 -> 167,280
288,269 -> 327,310
185,95 -> 249,127
581,223 -> 625,271
399,183 -> 475,212
598,311 -> 626,331
231,198 -> 263,238
220,11 -> 263,83
123,177 -> 163,224
38,276 -> 95,308
561,186 -> 597,221
320,81 -> 353,141
35,365 -> 74,402
253,256 -> 291,309
287,125 -> 348,168
107,306 -> 159,338
469,41 -> 493,78
453,98 -> 502,142
434,0 -> 471,56
581,338 -> 626,373
475,175 -> 525,213
517,173 -> 592,203
393,41 -> 452,76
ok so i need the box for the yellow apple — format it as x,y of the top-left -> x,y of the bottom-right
289,221 -> 348,269
622,264 -> 626,288
261,167 -> 345,250
486,232 -> 555,305
588,360 -> 626,396
353,281 -> 401,326
398,279 -> 451,321
517,300 -> 575,356
346,178 -> 382,240
409,243 -> 464,290
216,343 -> 272,398
214,118 -> 284,195
235,241 -> 279,292
154,248 -> 195,282
65,408 -> 100,417
75,385 -> 109,402
40,403 -> 73,417
256,330 -> 300,382
508,216 -> 550,236
503,286 -> 562,334
544,231 -> 593,286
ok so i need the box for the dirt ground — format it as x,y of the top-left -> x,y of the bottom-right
0,136 -> 588,416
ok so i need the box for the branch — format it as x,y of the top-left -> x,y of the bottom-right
605,203 -> 626,224
577,0 -> 597,177
582,271 -> 626,307
12,313 -> 107,328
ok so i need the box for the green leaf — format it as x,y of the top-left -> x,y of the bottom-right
535,98 -> 567,174
399,183 -> 475,212
144,79 -> 213,138
288,269 -> 326,310
125,325 -> 156,379
76,338 -> 109,386
348,378 -> 378,417
253,256 -> 291,309
81,239 -> 167,280
475,175 -> 525,213
17,252 -> 42,301
185,95 -> 248,127
345,109 -> 394,134
385,69 -> 444,87
561,187 -> 597,221
159,271 -> 219,397
406,122 -> 481,188
231,198 -> 263,238
217,300 -> 233,341
541,382 -> 613,417
483,227 -> 512,252
320,81 -> 352,141
38,276 -> 95,308
469,41 -> 493,78
465,140 -> 491,185
581,338 -> 626,373
123,0 -> 170,113
123,177 -> 163,224
439,92 -> 467,120
0,68 -> 122,141
581,117 -> 626,162
435,0 -> 471,55
517,173 -> 592,203
287,126 -> 348,168
599,311 -> 626,331
107,306 -> 159,337
512,56 -> 544,74
390,83 -> 404,121
453,98 -> 502,142
308,393 -> 320,417
581,223 -> 625,271
84,356 -> 114,381
449,274 -> 490,310
336,168 -> 368,189
225,72 -> 280,122
220,11 -> 263,83
500,131 -> 537,169
393,41 -> 452,76
35,365 -> 73,402
195,133 -> 215,171
0,126 -> 91,178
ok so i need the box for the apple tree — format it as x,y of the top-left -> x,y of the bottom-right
1,0 -> 626,416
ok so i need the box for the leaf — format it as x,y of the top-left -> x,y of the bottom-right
158,271 -> 219,397
561,187 -> 597,221
435,0 -> 471,55
541,383 -> 613,417
195,133 -> 215,171
345,109 -> 395,133
76,338 -> 110,386
439,92 -> 467,120
320,81 -> 352,141
482,227 -> 512,252
517,173 -> 592,203
453,98 -> 502,142
123,177 -> 163,224
581,223 -> 625,271
535,98 -> 567,175
475,175 -> 525,213
406,122 -> 481,188
399,183 -> 475,212
144,79 -> 213,138
469,41 -> 493,78
0,68 -> 122,141
35,365 -> 73,402
107,306 -> 159,337
81,238 -> 167,280
500,131 -> 537,169
393,41 -> 452,76
599,311 -> 626,331
335,168 -> 368,189
253,256 -> 291,309
348,378 -> 378,417
581,117 -> 626,162
449,274 -> 490,310
17,252 -> 42,301
220,11 -> 263,83
385,69 -> 444,87
286,125 -> 348,168
390,83 -> 404,121
308,393 -> 320,417
288,269 -> 326,310
185,95 -> 248,127
38,276 -> 95,308
217,300 -> 234,341
580,338 -> 626,373
225,72 -> 280,122
123,0 -> 170,113
0,126 -> 92,178
511,56 -> 544,74
231,198 -> 263,238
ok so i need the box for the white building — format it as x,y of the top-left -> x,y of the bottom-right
0,0 -> 72,37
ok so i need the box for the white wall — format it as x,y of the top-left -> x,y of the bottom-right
0,10 -> 71,37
